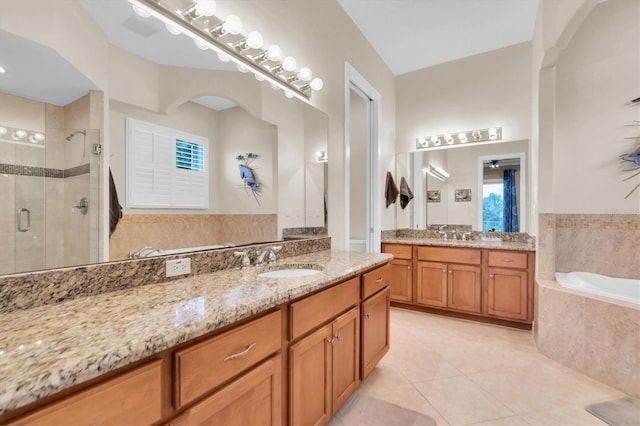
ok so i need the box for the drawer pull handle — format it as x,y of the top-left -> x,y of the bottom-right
501,258 -> 514,262
223,342 -> 256,361
375,277 -> 384,283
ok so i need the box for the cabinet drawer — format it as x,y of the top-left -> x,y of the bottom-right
10,361 -> 162,426
290,277 -> 360,341
488,251 -> 528,269
417,246 -> 480,265
362,263 -> 391,299
175,310 -> 282,408
382,244 -> 412,260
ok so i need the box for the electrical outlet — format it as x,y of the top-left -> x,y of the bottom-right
166,258 -> 191,277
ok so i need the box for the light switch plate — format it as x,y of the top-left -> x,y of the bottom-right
166,258 -> 191,277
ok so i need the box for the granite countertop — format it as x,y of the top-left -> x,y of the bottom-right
0,249 -> 391,414
382,237 -> 536,251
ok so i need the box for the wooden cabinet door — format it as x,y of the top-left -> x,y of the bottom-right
447,264 -> 481,313
289,324 -> 333,426
416,261 -> 447,307
389,259 -> 412,302
361,288 -> 390,380
332,307 -> 360,414
183,356 -> 282,426
488,268 -> 529,321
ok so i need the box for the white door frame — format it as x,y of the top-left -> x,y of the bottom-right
477,152 -> 527,232
344,62 -> 381,252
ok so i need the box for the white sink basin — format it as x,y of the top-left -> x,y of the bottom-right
258,268 -> 322,278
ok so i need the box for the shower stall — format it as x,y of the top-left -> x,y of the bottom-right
0,119 -> 101,274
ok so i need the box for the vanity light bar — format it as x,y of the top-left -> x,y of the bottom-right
416,127 -> 502,150
426,164 -> 449,181
128,0 -> 321,104
0,125 -> 45,145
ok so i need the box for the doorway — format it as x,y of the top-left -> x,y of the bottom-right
345,63 -> 381,252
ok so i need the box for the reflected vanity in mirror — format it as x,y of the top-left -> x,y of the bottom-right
0,0 -> 329,274
396,139 -> 529,233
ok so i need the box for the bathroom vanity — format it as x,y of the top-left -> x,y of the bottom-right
0,248 -> 391,425
382,232 -> 535,328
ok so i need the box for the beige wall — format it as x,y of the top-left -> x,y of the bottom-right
349,89 -> 368,240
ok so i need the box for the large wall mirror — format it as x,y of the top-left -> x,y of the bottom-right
0,0 -> 328,274
395,139 -> 529,232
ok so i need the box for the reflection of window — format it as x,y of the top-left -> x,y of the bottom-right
176,140 -> 204,171
483,180 -> 503,232
126,117 -> 209,209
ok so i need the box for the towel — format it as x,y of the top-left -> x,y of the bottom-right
399,177 -> 414,209
385,172 -> 399,208
109,168 -> 123,237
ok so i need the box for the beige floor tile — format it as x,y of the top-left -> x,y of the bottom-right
469,415 -> 529,425
519,404 -> 609,425
361,383 -> 450,425
359,362 -> 410,391
413,376 -> 514,425
384,351 -> 463,383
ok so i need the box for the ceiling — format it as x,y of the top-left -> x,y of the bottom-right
336,0 -> 539,75
0,0 -> 539,106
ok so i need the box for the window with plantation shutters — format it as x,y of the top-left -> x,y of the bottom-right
126,117 -> 209,209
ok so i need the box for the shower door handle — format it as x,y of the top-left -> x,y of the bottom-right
17,208 -> 30,232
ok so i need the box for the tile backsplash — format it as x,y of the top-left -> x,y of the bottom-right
538,213 -> 640,279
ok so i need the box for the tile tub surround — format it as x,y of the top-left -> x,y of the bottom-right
0,237 -> 330,314
535,279 -> 640,398
109,214 -> 278,261
381,229 -> 536,251
537,213 -> 640,280
0,249 -> 392,414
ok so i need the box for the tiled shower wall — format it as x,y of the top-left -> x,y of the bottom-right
537,213 -> 640,279
109,214 -> 278,260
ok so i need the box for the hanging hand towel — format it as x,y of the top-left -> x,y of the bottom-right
109,168 -> 123,237
385,171 -> 399,208
399,177 -> 414,209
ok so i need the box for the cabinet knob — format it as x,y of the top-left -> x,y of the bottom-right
335,334 -> 341,342
407,266 -> 411,270
442,269 -> 446,273
365,313 -> 371,318
448,270 -> 453,274
490,274 -> 494,278
327,337 -> 335,345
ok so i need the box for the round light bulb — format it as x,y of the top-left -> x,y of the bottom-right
255,74 -> 265,82
0,127 -> 7,135
417,136 -> 426,146
194,39 -> 209,50
310,77 -> 324,91
488,127 -> 498,140
270,83 -> 281,91
458,132 -> 468,143
282,56 -> 296,72
194,0 -> 216,17
217,52 -> 230,62
165,23 -> 181,35
33,133 -> 45,142
444,134 -> 453,145
132,4 -> 151,18
266,45 -> 282,61
0,66 -> 5,74
430,136 -> 440,145
237,63 -> 249,73
284,91 -> 294,99
14,129 -> 27,140
297,67 -> 312,82
246,31 -> 263,49
223,15 -> 242,35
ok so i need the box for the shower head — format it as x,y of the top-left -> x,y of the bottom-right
66,130 -> 86,141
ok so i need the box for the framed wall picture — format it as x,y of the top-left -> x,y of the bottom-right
427,190 -> 441,203
454,189 -> 472,202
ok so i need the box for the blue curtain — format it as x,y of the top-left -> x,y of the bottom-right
503,169 -> 519,232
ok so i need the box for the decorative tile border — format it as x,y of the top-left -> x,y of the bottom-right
554,214 -> 640,230
386,228 -> 536,243
118,213 -> 277,225
283,227 -> 328,236
0,163 -> 90,179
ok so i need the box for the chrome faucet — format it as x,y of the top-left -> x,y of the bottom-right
234,251 -> 251,269
128,246 -> 162,259
256,245 -> 282,266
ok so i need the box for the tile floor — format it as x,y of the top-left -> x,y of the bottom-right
354,308 -> 630,425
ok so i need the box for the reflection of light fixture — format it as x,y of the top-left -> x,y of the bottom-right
416,127 -> 502,150
426,164 -> 449,181
317,150 -> 328,162
127,0 -> 323,102
489,160 -> 499,169
13,129 -> 27,140
0,66 -> 5,74
0,127 -> 6,135
0,125 -> 45,144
